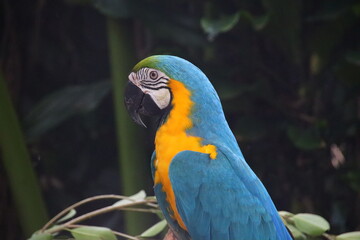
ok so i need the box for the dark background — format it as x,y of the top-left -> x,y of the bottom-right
0,0 -> 359,239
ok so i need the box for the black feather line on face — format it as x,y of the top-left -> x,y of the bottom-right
141,86 -> 170,91
141,79 -> 168,87
140,82 -> 167,87
141,76 -> 169,83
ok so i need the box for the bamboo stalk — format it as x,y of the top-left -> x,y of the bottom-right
106,18 -> 150,235
0,73 -> 48,236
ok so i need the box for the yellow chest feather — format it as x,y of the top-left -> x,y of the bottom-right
154,79 -> 217,230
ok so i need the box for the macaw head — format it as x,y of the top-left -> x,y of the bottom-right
124,56 -> 171,127
124,55 -> 217,128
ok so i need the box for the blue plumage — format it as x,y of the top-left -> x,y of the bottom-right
169,146 -> 291,240
130,55 -> 293,240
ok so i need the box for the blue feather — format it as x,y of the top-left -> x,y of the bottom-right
169,148 -> 292,240
151,152 -> 190,240
143,55 -> 293,240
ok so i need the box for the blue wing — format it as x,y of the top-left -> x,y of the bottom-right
151,151 -> 191,240
169,145 -> 292,240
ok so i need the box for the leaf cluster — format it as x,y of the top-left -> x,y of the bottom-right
29,191 -> 167,240
29,192 -> 360,240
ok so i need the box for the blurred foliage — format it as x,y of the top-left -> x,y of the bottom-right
0,72 -> 48,236
28,191 -> 360,240
28,192 -> 360,240
25,81 -> 111,141
28,191 -> 166,240
0,0 -> 359,239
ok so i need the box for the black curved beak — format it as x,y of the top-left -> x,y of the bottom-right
124,81 -> 163,128
124,81 -> 147,127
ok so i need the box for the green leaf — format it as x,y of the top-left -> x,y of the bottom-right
279,211 -> 306,239
57,209 -> 77,223
336,231 -> 360,240
112,190 -> 146,207
140,219 -> 168,238
25,81 -> 111,141
345,170 -> 360,191
145,196 -> 156,201
286,224 -> 306,240
92,0 -> 133,18
291,213 -> 330,236
346,51 -> 360,66
279,211 -> 295,219
52,236 -> 72,240
201,10 -> 269,40
70,226 -> 117,240
52,236 -> 72,239
287,126 -> 325,150
353,3 -> 360,16
251,13 -> 269,30
28,232 -> 53,240
201,12 -> 240,40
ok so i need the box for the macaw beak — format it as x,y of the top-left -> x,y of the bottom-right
124,81 -> 163,128
124,81 -> 147,127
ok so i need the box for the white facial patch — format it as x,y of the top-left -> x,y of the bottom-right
148,88 -> 171,109
128,68 -> 171,110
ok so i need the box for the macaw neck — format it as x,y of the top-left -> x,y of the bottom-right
154,79 -> 222,161
158,78 -> 237,148
159,79 -> 194,134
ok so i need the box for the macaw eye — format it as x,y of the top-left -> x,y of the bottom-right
149,71 -> 158,80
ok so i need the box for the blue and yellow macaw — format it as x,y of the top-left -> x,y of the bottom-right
124,55 -> 293,240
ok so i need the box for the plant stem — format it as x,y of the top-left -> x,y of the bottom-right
106,17 -> 151,234
112,230 -> 140,240
41,194 -> 142,232
67,224 -> 140,240
0,73 -> 48,236
47,200 -> 150,234
122,207 -> 162,214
